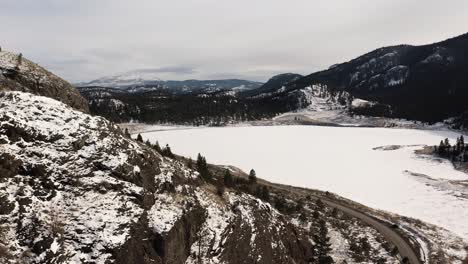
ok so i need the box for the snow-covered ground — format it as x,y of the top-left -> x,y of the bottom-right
140,125 -> 468,241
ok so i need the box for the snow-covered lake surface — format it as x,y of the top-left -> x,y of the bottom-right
141,125 -> 468,240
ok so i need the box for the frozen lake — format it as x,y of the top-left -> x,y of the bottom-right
141,125 -> 468,240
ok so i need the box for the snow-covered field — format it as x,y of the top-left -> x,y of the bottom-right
140,125 -> 468,241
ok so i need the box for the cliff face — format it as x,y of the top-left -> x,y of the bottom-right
0,52 -> 315,263
0,92 -> 315,263
0,51 -> 89,113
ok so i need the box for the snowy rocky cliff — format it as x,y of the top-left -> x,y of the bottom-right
0,91 -> 310,263
0,51 -> 89,113
0,93 -> 405,263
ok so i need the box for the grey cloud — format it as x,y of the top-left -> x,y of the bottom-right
2,0 -> 468,82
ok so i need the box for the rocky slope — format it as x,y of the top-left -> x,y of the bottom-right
0,91 -> 307,263
0,51 -> 89,113
0,91 -> 404,263
242,73 -> 303,96
284,32 -> 468,122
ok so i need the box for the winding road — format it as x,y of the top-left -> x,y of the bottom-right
268,183 -> 423,264
321,198 -> 422,264
209,164 -> 423,263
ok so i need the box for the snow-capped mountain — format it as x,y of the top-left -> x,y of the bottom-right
75,70 -> 163,88
76,70 -> 263,94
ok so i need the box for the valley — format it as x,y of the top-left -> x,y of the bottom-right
137,125 -> 468,244
2,3 -> 468,262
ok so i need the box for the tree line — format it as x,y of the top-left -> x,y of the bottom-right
436,135 -> 467,162
81,88 -> 307,125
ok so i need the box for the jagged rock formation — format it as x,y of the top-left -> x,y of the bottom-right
0,51 -> 89,113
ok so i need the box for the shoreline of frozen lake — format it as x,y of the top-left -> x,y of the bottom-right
140,125 -> 468,240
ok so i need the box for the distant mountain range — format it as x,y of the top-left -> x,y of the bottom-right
75,69 -> 163,88
75,71 -> 263,93
79,32 -> 468,128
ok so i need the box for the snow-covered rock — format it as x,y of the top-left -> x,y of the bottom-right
0,50 -> 89,113
0,91 -> 320,264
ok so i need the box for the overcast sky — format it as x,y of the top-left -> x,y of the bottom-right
1,0 -> 467,83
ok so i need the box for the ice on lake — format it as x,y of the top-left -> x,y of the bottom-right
141,125 -> 468,240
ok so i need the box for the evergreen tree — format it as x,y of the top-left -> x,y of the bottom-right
153,141 -> 162,153
162,144 -> 174,158
197,153 -> 206,171
444,138 -> 450,147
124,128 -> 131,138
274,195 -> 287,212
136,133 -> 143,142
295,198 -> 304,212
261,186 -> 270,201
316,199 -> 325,212
187,158 -> 193,169
248,169 -> 257,184
18,53 -> 23,65
196,153 -> 211,181
312,209 -> 320,219
216,180 -> 225,196
313,219 -> 333,264
223,169 -> 233,187
438,140 -> 445,155
359,237 -> 371,259
330,208 -> 339,218
461,135 -> 465,153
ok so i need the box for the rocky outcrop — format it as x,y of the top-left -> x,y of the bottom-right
154,206 -> 206,264
219,199 -> 313,264
0,50 -> 89,113
0,92 -> 318,263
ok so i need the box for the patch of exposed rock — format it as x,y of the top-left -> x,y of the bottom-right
0,50 -> 89,113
